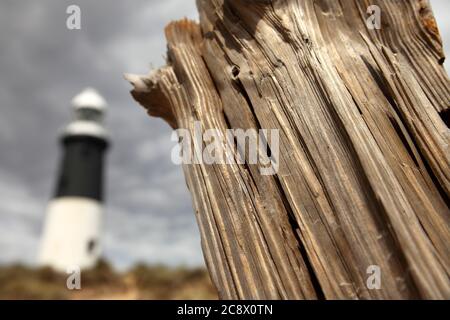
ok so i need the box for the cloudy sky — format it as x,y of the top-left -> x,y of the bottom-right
0,0 -> 448,270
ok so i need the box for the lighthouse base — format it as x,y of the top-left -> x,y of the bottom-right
38,197 -> 103,272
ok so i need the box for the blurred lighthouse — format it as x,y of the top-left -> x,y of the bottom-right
38,88 -> 109,272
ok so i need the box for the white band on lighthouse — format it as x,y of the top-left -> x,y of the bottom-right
38,197 -> 103,272
64,120 -> 109,140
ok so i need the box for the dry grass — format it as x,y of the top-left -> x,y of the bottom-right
0,260 -> 218,300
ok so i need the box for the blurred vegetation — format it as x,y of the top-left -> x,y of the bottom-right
0,260 -> 217,300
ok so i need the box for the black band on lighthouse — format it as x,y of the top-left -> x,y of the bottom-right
54,135 -> 108,202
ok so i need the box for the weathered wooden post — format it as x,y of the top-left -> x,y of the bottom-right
127,0 -> 449,299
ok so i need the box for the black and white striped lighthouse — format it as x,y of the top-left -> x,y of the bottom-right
39,88 -> 109,271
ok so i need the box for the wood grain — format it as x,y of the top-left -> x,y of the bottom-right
127,0 -> 449,299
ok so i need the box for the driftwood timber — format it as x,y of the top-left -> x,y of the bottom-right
127,0 -> 450,299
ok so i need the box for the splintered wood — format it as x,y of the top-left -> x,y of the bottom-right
127,0 -> 450,299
